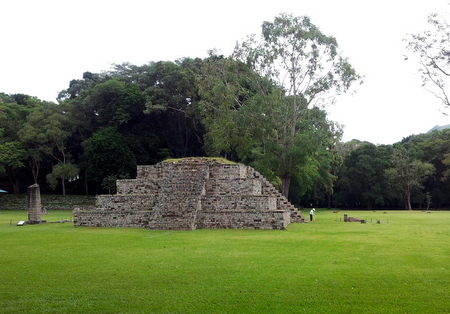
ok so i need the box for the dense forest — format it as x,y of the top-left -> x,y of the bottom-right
1,14 -> 450,210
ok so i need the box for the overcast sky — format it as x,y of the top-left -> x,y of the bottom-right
1,0 -> 450,144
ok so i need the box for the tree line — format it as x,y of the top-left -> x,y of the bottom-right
1,13 -> 449,210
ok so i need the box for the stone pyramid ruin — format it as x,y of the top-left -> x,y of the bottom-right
73,158 -> 306,230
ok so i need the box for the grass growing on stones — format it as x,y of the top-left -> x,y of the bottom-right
163,157 -> 237,164
0,209 -> 449,313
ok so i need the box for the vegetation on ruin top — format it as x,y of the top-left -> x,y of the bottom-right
162,157 -> 238,164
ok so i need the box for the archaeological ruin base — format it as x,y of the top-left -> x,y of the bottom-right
73,158 -> 305,230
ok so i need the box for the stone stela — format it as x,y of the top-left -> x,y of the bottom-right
27,183 -> 46,224
73,158 -> 305,230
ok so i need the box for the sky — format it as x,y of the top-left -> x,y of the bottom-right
1,0 -> 450,144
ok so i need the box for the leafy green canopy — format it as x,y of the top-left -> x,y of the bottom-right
334,143 -> 394,209
83,127 -> 136,188
201,14 -> 361,199
385,146 -> 435,210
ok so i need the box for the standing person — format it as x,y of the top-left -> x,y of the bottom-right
310,208 -> 315,222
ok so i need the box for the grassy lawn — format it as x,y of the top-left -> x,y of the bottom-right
0,209 -> 449,313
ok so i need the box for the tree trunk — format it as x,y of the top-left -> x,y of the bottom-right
85,172 -> 89,196
12,177 -> 20,194
405,187 -> 412,210
7,167 -> 21,193
30,158 -> 40,184
327,193 -> 332,209
61,178 -> 66,196
281,172 -> 291,199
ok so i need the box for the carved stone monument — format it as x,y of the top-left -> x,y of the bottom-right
27,184 -> 43,224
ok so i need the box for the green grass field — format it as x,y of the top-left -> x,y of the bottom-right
1,209 -> 449,313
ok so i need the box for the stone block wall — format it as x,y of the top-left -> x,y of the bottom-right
73,158 -> 305,229
195,210 -> 290,229
201,195 -> 276,211
95,195 -> 158,210
116,179 -> 160,195
73,209 -> 154,228
208,163 -> 247,179
205,178 -> 262,196
136,164 -> 167,179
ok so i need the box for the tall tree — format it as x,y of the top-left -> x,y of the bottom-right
335,143 -> 393,209
102,61 -> 204,158
46,162 -> 79,195
199,54 -> 343,201
17,99 -> 62,184
58,71 -> 106,100
232,14 -> 361,197
0,93 -> 37,192
385,146 -> 435,210
19,102 -> 77,194
250,97 -> 343,199
0,141 -> 26,193
406,130 -> 450,207
198,55 -> 266,160
142,60 -> 204,157
82,127 -> 136,193
405,8 -> 450,107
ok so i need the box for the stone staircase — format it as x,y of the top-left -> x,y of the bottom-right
249,169 -> 306,223
148,162 -> 209,230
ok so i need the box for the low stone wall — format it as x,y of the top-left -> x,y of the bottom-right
0,194 -> 95,211
145,212 -> 197,230
73,209 -> 153,228
196,210 -> 289,229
